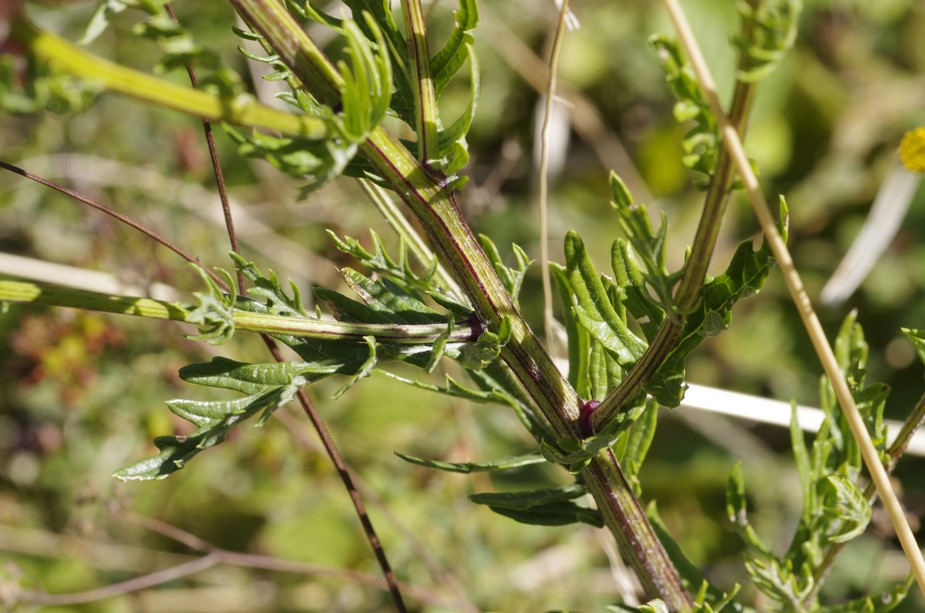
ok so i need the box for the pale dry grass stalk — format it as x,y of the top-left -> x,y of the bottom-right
662,0 -> 925,597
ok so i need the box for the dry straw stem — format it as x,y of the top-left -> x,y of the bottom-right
538,0 -> 571,351
661,0 -> 925,598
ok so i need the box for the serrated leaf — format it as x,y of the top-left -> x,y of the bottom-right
609,173 -> 676,311
430,0 -> 479,97
479,235 -> 532,309
790,403 -> 813,521
821,475 -> 871,544
326,230 -> 439,294
611,239 -> 666,339
613,400 -> 658,488
565,231 -> 647,366
480,503 -> 604,528
726,462 -> 748,528
341,268 -> 445,325
733,0 -> 800,82
650,35 -> 719,185
177,357 -> 334,394
588,341 -> 623,402
115,368 -> 312,481
469,483 -> 587,510
332,336 -> 378,398
184,266 -> 237,345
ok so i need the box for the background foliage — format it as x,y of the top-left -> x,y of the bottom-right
1,0 -> 924,610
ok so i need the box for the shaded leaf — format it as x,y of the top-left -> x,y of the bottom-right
395,452 -> 544,474
469,483 -> 603,528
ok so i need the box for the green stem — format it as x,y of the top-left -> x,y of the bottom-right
9,18 -> 327,139
592,69 -> 757,432
401,0 -> 440,163
245,2 -> 696,607
0,279 -> 478,344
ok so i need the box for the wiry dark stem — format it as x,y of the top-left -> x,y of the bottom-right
0,160 -> 229,291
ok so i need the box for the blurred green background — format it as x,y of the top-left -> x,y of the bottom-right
1,0 -> 924,610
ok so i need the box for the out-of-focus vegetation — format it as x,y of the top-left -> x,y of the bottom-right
0,0 -> 923,611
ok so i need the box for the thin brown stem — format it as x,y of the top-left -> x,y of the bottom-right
165,3 -> 244,292
539,0 -> 571,351
262,339 -> 409,612
38,553 -> 222,606
163,7 -> 408,608
0,159 -> 229,291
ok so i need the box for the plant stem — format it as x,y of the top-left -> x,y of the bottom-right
9,18 -> 327,139
592,71 -> 757,431
538,0 -> 571,353
0,279 -> 480,344
230,1 -> 692,607
401,0 -> 440,163
662,0 -> 925,598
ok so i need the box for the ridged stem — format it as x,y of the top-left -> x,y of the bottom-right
230,1 -> 692,607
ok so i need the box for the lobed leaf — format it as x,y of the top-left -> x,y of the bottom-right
565,231 -> 647,366
115,358 -> 333,480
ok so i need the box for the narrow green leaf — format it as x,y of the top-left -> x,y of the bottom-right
614,400 -> 659,480
726,462 -> 748,528
565,231 -> 646,366
469,483 -> 603,528
790,402 -> 813,521
902,328 -> 925,369
395,452 -> 544,474
480,503 -> 604,528
551,263 -> 592,397
177,357 -> 333,394
611,239 -> 665,339
468,483 -> 587,510
115,384 -> 304,481
430,0 -> 479,96
332,336 -> 378,398
479,235 -> 532,308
